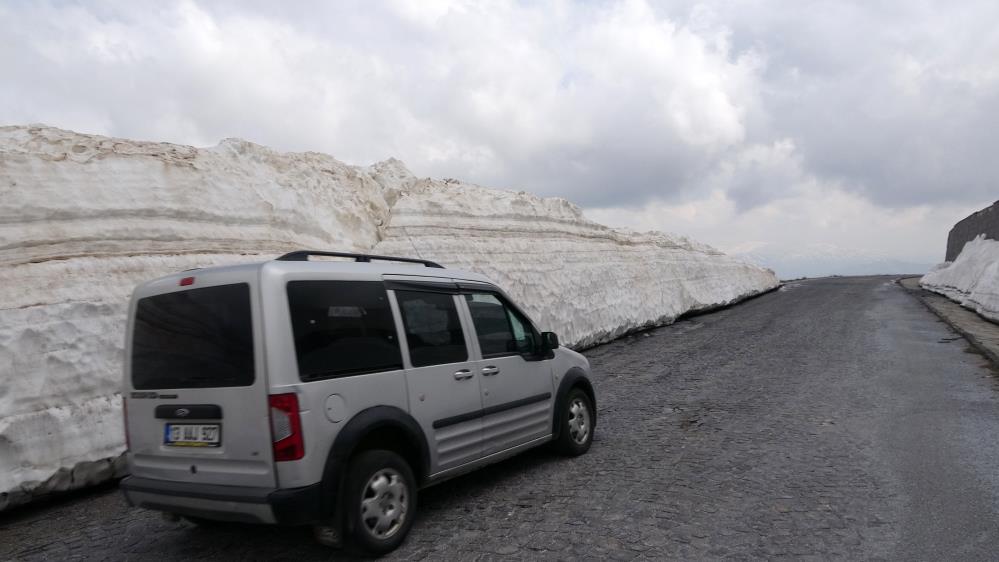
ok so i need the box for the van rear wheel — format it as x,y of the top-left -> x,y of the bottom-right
344,449 -> 416,555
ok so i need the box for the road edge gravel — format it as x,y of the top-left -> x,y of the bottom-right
898,277 -> 999,367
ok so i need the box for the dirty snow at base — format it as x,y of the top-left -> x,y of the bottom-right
0,125 -> 778,509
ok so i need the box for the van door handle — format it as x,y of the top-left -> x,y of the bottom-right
453,369 -> 473,380
482,366 -> 500,376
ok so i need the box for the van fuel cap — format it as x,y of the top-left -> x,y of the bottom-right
324,394 -> 347,423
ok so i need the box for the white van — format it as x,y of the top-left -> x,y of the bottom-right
119,251 -> 596,555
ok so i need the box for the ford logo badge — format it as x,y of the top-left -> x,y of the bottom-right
175,408 -> 190,417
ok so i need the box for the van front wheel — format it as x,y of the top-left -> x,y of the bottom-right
554,388 -> 594,456
344,449 -> 417,555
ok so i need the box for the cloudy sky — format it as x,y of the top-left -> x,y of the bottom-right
2,0 -> 996,276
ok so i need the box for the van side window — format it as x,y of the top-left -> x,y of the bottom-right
465,293 -> 538,357
287,281 -> 402,380
395,291 -> 469,367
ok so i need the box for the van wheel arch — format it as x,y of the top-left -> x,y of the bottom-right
552,368 -> 597,440
320,406 -> 429,523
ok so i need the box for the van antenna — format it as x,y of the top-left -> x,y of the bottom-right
403,226 -> 425,260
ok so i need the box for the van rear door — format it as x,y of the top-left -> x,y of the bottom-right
124,272 -> 276,489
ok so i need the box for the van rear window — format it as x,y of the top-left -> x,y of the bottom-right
287,281 -> 403,380
131,283 -> 255,389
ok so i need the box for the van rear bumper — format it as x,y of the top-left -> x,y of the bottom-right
120,476 -> 324,525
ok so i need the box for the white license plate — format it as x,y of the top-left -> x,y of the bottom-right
164,424 -> 221,447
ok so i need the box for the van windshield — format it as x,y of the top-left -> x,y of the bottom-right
131,283 -> 255,389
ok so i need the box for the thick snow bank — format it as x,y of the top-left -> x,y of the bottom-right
373,173 -> 778,347
0,125 -> 778,508
921,235 -> 999,323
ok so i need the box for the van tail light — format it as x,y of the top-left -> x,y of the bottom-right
122,397 -> 130,451
269,393 -> 304,461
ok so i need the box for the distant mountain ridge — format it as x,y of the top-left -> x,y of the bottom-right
734,243 -> 934,280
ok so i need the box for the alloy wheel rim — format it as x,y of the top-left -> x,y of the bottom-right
568,398 -> 590,444
360,468 -> 408,540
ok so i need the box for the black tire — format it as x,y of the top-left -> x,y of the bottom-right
344,449 -> 417,556
554,388 -> 594,456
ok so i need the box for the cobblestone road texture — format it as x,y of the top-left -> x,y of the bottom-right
2,276 -> 999,560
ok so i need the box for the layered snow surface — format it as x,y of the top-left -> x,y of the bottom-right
921,235 -> 999,323
0,125 -> 778,508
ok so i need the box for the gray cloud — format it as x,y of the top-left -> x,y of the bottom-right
1,0 -> 996,268
687,0 -> 999,209
0,1 -> 759,205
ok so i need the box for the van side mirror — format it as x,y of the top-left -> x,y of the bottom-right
541,332 -> 559,350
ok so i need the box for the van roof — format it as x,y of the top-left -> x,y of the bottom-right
274,250 -> 445,268
134,253 -> 495,294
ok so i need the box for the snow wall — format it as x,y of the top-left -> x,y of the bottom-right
0,125 -> 778,509
921,235 -> 999,323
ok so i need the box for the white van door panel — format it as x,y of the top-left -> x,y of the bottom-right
389,288 -> 484,472
477,356 -> 552,455
460,292 -> 554,456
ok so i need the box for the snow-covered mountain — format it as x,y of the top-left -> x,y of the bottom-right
0,125 -> 778,508
734,243 -> 933,280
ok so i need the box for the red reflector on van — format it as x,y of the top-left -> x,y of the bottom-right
269,393 -> 304,461
179,277 -> 195,286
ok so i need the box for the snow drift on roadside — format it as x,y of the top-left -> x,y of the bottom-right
0,125 -> 778,508
372,172 -> 778,348
920,235 -> 999,323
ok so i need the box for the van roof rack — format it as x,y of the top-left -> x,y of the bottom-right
275,250 -> 445,269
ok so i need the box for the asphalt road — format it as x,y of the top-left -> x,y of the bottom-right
2,276 -> 999,560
